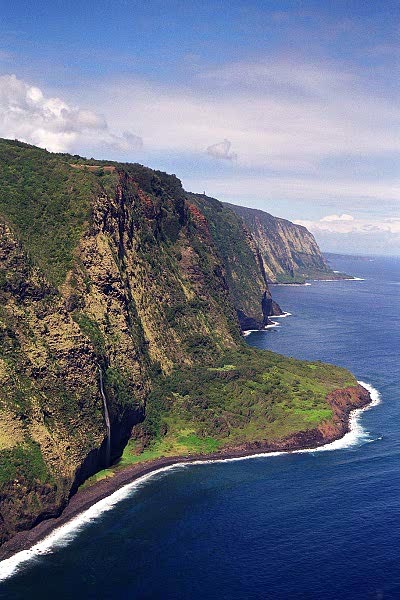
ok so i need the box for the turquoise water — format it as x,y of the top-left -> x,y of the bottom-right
1,255 -> 398,599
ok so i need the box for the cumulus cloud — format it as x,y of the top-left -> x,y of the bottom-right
294,214 -> 400,255
2,61 -> 398,254
0,74 -> 142,153
295,216 -> 400,255
206,138 -> 237,160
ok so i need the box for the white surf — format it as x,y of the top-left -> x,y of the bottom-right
0,382 -> 381,582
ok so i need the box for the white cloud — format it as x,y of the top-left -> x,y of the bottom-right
320,214 -> 354,222
206,138 -> 237,160
0,74 -> 142,153
295,215 -> 400,235
1,62 -> 399,254
294,214 -> 400,255
84,56 -> 400,180
183,174 -> 400,204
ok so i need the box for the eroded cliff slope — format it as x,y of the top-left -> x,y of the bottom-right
0,140 -> 242,542
225,203 -> 338,283
187,192 -> 282,329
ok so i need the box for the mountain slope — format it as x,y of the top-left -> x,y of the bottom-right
0,140 -> 241,542
0,139 -> 365,546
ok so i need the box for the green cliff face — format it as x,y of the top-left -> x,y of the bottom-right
225,203 -> 338,283
0,139 -> 359,544
0,140 -> 240,542
187,192 -> 281,328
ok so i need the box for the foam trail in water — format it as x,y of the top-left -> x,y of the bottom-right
243,321 -> 282,336
0,382 -> 381,581
314,278 -> 365,282
0,464 -> 187,582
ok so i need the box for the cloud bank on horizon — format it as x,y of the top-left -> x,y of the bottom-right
0,0 -> 398,255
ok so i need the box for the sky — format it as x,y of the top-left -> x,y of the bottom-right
0,0 -> 399,255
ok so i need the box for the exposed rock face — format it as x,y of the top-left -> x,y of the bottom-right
225,203 -> 336,283
195,383 -> 372,455
187,193 -> 282,328
0,207 -> 148,543
0,383 -> 372,562
318,384 -> 371,441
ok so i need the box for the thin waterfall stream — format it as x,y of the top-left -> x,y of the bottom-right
98,366 -> 111,467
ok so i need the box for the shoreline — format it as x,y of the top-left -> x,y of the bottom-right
0,381 -> 380,577
270,277 -> 365,286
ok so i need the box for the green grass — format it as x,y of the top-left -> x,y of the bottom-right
136,346 -> 355,450
0,440 -> 51,486
80,345 -> 356,491
0,140 -> 358,499
0,139 -> 118,285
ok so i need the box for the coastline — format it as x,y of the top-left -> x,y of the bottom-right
0,381 -> 380,577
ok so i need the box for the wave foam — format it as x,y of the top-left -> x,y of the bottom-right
314,277 -> 365,282
0,464 -> 185,582
296,381 -> 381,453
0,382 -> 381,582
265,321 -> 280,329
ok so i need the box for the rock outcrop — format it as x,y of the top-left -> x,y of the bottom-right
0,141 -> 242,543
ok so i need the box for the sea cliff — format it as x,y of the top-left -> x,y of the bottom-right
0,138 -> 363,546
225,202 -> 344,283
0,383 -> 371,560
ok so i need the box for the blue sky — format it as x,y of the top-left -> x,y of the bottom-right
1,0 -> 399,254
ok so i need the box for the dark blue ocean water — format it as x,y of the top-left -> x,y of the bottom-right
1,255 -> 399,599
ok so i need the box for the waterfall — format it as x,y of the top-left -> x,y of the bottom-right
98,366 -> 111,467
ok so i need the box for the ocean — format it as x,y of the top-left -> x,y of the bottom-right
1,255 -> 399,599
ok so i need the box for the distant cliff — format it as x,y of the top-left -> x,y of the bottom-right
225,203 -> 339,283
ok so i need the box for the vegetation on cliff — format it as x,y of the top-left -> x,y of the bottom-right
82,347 -> 359,490
0,138 -> 360,544
124,348 -> 356,458
187,192 -> 276,327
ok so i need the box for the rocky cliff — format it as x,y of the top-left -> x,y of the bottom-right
0,139 -> 362,546
187,193 -> 282,329
0,140 -> 242,543
225,203 -> 338,283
